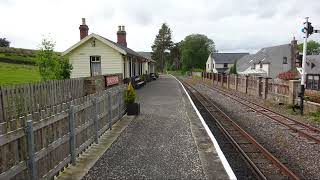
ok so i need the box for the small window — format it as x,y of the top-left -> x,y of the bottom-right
90,56 -> 101,76
283,57 -> 288,64
212,64 -> 215,68
223,63 -> 228,68
251,64 -> 256,69
260,62 -> 263,69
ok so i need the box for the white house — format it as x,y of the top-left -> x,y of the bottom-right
62,18 -> 156,79
237,38 -> 298,78
206,53 -> 248,73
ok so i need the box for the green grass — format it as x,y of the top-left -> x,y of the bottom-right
0,62 -> 40,85
0,53 -> 36,63
309,112 -> 320,122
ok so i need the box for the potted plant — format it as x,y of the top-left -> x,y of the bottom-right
125,82 -> 140,115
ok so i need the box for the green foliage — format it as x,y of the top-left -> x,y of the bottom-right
124,82 -> 136,104
179,34 -> 215,72
151,23 -> 173,72
36,38 -> 72,80
0,62 -> 40,85
0,38 -> 10,47
229,61 -> 237,74
308,111 -> 320,122
298,40 -> 320,55
192,68 -> 204,72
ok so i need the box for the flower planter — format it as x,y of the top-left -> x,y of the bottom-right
127,103 -> 140,115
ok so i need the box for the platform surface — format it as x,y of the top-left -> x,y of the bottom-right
82,75 -> 231,179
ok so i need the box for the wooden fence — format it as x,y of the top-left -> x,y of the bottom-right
0,78 -> 85,127
0,84 -> 126,180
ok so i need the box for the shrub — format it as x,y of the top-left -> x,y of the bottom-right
305,89 -> 320,104
192,68 -> 204,72
124,82 -> 136,104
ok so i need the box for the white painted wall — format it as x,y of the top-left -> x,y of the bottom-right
68,39 -> 123,78
254,63 -> 269,76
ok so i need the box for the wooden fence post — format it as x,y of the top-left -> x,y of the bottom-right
117,87 -> 121,119
227,75 -> 230,89
235,74 -> 238,91
108,93 -> 112,130
68,101 -> 76,165
26,114 -> 36,180
245,75 -> 249,94
92,97 -> 99,144
262,78 -> 269,99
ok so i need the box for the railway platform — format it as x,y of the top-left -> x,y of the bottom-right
60,74 -> 234,179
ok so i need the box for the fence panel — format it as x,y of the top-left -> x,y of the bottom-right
0,84 -> 125,180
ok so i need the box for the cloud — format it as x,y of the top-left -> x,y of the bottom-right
1,0 -> 320,53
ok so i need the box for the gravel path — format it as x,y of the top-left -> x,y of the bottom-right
82,75 -> 229,179
192,81 -> 320,179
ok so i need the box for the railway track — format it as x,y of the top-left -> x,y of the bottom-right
199,81 -> 320,144
182,80 -> 299,180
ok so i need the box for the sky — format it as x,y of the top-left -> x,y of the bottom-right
1,0 -> 320,53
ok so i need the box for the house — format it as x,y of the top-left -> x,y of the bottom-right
62,18 -> 156,79
305,55 -> 320,90
237,38 -> 298,78
206,53 -> 249,73
137,51 -> 156,74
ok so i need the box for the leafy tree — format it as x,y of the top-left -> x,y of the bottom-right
229,61 -> 237,74
169,42 -> 182,70
298,40 -> 320,55
179,34 -> 215,72
0,38 -> 10,47
151,23 -> 173,72
36,38 -> 72,80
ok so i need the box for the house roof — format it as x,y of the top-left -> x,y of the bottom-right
62,33 -> 155,63
237,44 -> 292,73
137,52 -> 156,63
306,55 -> 320,74
211,52 -> 249,64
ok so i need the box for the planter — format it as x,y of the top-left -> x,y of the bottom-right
127,103 -> 140,115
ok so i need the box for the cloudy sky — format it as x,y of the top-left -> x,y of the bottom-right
1,0 -> 320,53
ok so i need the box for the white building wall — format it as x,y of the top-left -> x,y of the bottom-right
68,39 -> 122,78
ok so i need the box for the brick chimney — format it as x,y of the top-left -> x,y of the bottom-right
290,36 -> 298,69
79,18 -> 89,40
117,25 -> 127,47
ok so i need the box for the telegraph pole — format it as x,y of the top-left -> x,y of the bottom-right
300,17 -> 309,115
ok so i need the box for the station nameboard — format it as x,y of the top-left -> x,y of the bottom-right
105,76 -> 119,86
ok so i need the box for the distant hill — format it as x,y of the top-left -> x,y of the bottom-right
0,47 -> 37,64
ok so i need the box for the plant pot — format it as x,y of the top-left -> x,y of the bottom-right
127,103 -> 140,115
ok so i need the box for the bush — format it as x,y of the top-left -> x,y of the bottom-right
277,70 -> 298,80
124,82 -> 136,104
305,89 -> 320,104
192,68 -> 204,72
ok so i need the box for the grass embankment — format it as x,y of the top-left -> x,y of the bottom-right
0,62 -> 40,85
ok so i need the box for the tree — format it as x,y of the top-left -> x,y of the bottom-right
36,38 -> 72,80
0,38 -> 10,47
169,42 -> 182,70
151,23 -> 173,72
229,61 -> 237,74
298,40 -> 320,55
179,34 -> 215,72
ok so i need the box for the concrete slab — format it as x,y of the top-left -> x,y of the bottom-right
82,75 -> 231,179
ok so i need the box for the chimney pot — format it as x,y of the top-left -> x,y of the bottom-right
79,18 -> 89,40
117,25 -> 127,47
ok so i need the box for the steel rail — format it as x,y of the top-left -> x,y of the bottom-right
200,82 -> 320,144
182,80 -> 299,180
